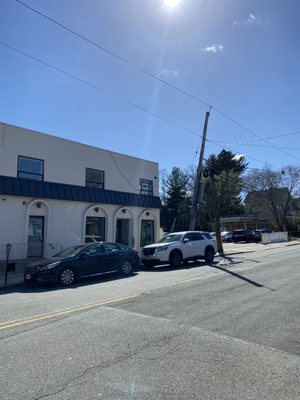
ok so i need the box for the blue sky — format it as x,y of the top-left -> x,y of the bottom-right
1,0 -> 300,176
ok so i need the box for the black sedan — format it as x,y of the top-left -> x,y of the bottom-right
24,242 -> 140,286
231,229 -> 259,243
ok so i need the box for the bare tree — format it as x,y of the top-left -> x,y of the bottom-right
244,165 -> 300,231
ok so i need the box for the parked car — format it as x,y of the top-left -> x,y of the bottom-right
141,231 -> 217,268
24,242 -> 140,286
221,231 -> 233,242
231,229 -> 259,243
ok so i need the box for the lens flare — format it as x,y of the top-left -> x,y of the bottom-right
164,0 -> 181,8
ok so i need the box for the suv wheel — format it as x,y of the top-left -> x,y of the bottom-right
169,251 -> 182,268
204,247 -> 214,263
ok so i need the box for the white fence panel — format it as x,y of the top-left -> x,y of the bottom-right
261,232 -> 288,244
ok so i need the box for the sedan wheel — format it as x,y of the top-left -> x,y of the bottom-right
59,267 -> 76,286
119,260 -> 133,276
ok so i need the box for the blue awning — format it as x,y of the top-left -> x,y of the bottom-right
0,175 -> 161,209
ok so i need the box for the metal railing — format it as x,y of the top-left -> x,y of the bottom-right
0,243 -> 64,261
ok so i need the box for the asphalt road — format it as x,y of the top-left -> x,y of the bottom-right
1,245 -> 300,399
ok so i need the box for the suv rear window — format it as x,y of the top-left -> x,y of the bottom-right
191,232 -> 204,240
202,232 -> 213,239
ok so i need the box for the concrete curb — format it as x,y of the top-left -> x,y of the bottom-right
1,240 -> 299,291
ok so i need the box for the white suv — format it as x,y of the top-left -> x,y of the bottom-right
141,231 -> 217,268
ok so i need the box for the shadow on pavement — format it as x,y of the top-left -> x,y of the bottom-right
138,260 -> 217,273
0,271 -> 138,294
210,263 -> 275,291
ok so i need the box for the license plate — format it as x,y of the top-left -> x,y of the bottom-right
25,274 -> 32,280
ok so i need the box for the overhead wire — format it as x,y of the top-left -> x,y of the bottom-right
207,139 -> 266,166
14,0 -> 300,163
0,40 -> 201,140
215,130 -> 300,145
0,40 -> 287,174
210,107 -> 300,162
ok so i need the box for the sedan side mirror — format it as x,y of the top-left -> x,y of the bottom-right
80,252 -> 89,259
183,238 -> 190,243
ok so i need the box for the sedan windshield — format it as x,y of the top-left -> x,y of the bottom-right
157,233 -> 183,244
54,245 -> 88,258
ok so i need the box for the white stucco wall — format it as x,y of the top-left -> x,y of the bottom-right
0,195 -> 160,260
0,122 -> 161,260
0,122 -> 159,195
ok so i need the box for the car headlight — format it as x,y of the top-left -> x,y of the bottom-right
39,261 -> 61,271
156,245 -> 169,252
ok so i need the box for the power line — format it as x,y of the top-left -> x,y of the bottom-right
212,130 -> 300,146
208,139 -> 266,165
0,39 -> 292,173
0,40 -> 287,172
210,107 -> 300,162
15,0 -> 211,109
0,40 -> 201,140
15,0 -> 300,163
227,143 -> 300,150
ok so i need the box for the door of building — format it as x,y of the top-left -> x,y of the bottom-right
116,219 -> 130,246
140,220 -> 154,247
28,216 -> 44,258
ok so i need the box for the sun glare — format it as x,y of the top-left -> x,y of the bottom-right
164,0 -> 181,8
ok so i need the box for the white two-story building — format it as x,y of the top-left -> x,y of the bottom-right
0,122 -> 161,260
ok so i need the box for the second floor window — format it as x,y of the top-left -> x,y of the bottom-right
86,168 -> 104,189
140,179 -> 153,195
18,156 -> 44,181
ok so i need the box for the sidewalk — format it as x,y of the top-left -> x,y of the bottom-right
1,240 -> 300,290
0,259 -> 28,290
220,238 -> 300,256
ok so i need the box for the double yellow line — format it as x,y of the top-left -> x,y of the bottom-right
0,294 -> 137,331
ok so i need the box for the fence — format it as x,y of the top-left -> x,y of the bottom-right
0,243 -> 64,261
261,232 -> 288,244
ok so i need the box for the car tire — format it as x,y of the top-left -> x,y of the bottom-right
58,267 -> 76,286
119,259 -> 133,276
204,247 -> 214,263
169,251 -> 182,268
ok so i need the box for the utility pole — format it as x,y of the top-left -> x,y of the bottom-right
189,108 -> 211,230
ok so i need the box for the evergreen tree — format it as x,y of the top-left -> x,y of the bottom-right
203,150 -> 247,254
160,167 -> 190,232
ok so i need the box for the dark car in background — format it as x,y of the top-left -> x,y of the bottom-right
221,231 -> 233,242
231,229 -> 259,243
24,242 -> 140,286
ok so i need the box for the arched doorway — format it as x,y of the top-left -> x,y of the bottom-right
84,206 -> 107,243
114,208 -> 134,247
140,210 -> 156,247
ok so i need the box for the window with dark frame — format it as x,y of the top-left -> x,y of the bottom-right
85,216 -> 105,242
139,179 -> 153,195
18,156 -> 44,181
86,168 -> 104,189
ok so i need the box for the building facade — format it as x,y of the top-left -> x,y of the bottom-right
0,122 -> 161,260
